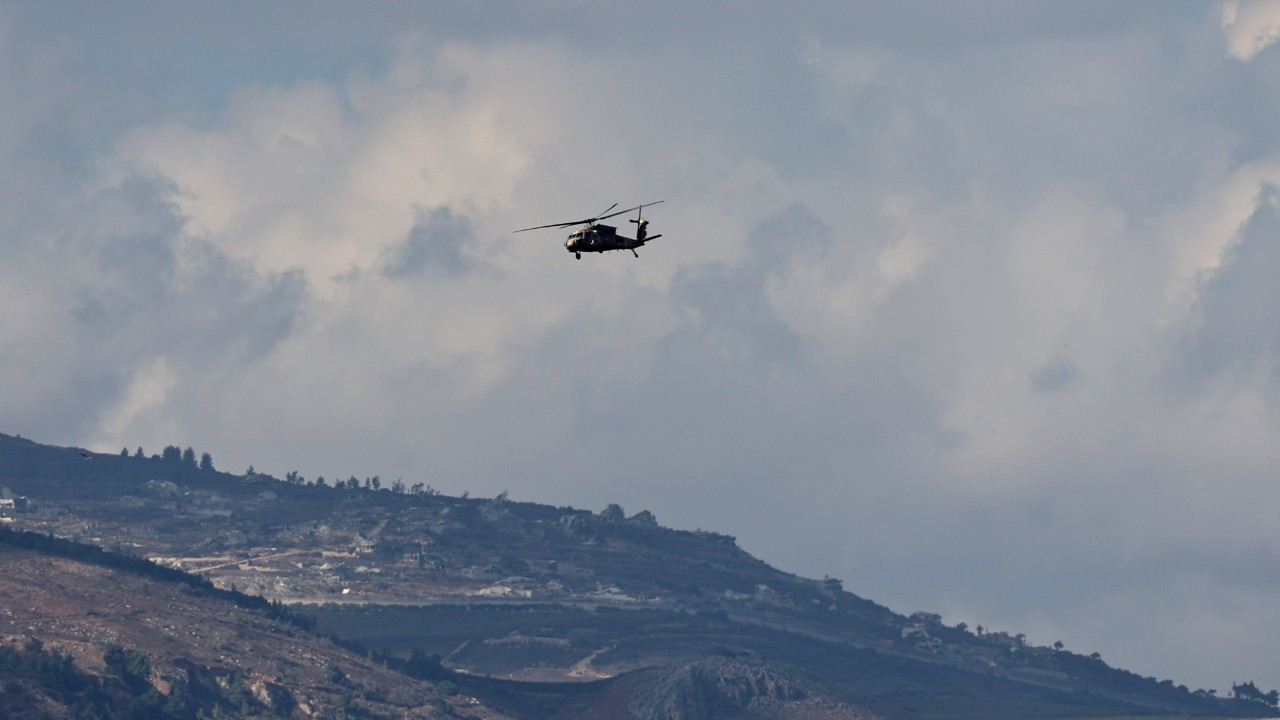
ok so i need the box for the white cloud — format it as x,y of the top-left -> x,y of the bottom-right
108,44 -> 546,289
1222,0 -> 1280,60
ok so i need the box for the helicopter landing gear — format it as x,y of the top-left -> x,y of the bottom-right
631,249 -> 639,258
575,253 -> 581,260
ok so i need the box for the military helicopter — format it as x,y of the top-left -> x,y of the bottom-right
515,201 -> 664,259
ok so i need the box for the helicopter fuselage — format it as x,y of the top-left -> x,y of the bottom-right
564,219 -> 662,259
566,224 -> 631,256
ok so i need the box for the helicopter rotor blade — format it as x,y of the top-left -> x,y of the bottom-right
513,201 -> 663,233
514,215 -> 605,232
636,200 -> 663,220
596,200 -> 663,223
514,220 -> 587,233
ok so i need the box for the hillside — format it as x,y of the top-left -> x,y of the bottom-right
0,526 -> 503,719
2,432 -> 1276,719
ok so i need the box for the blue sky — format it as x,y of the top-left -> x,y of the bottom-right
4,0 -> 1280,694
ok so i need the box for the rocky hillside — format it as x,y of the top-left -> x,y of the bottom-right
0,527 -> 890,720
3,432 -> 1276,719
0,527 -> 503,719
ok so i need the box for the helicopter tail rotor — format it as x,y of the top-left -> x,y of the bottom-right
630,213 -> 648,239
629,201 -> 663,243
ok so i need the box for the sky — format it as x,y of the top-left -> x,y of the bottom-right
3,0 -> 1280,695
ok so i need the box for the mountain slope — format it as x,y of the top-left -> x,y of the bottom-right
2,432 -> 1276,719
0,527 -> 503,719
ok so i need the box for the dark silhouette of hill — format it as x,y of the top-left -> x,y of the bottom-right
2,431 -> 1276,719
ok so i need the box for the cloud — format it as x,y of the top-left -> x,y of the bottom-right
107,48 -> 539,287
381,206 -> 476,277
1177,184 -> 1280,382
0,170 -> 306,449
1029,349 -> 1081,393
1222,0 -> 1280,61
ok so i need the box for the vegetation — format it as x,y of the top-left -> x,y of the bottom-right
1,640 -> 212,720
1233,681 -> 1280,708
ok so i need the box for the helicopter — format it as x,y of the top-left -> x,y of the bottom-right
515,201 -> 664,259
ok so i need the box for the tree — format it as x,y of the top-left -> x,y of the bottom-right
120,447 -> 129,457
104,645 -> 151,694
1233,681 -> 1262,701
1195,688 -> 1218,697
182,446 -> 196,468
1231,681 -> 1277,706
162,445 -> 181,464
134,447 -> 145,458
1053,641 -> 1064,651
403,648 -> 445,679
199,452 -> 215,472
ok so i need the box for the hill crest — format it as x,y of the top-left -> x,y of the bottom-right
3,431 -> 1276,719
